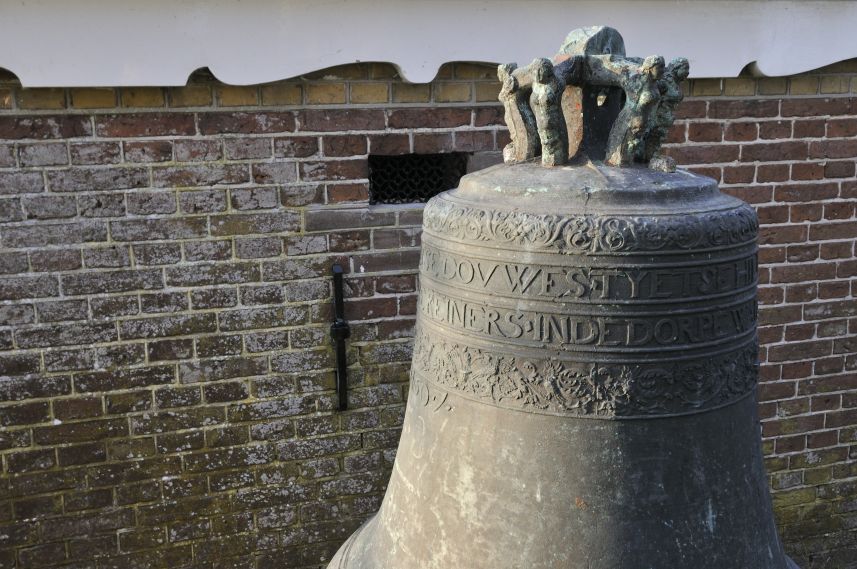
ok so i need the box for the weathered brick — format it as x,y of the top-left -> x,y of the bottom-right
0,274 -> 60,300
16,322 -> 117,348
299,109 -> 385,132
36,298 -> 88,322
210,211 -> 300,236
166,262 -> 260,286
47,167 -> 149,193
183,240 -> 232,262
90,295 -> 139,318
0,303 -> 35,325
3,220 -> 107,247
281,184 -> 324,206
781,97 -> 854,117
231,187 -> 280,210
124,140 -> 173,163
119,313 -> 217,339
63,269 -> 162,294
236,238 -> 283,259
141,291 -> 189,313
224,137 -> 272,160
218,306 -> 306,331
196,334 -> 242,358
131,407 -> 225,435
78,192 -> 126,217
33,418 -> 128,445
134,242 -> 183,265
111,217 -> 208,241
175,139 -> 222,162
0,171 -> 45,195
198,112 -> 295,134
96,113 -> 195,137
709,99 -> 780,119
0,198 -> 23,223
152,164 -> 249,187
190,287 -> 238,309
0,115 -> 91,139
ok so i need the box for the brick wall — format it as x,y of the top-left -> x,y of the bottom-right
0,60 -> 854,568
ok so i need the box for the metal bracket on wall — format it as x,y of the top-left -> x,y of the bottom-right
330,264 -> 351,411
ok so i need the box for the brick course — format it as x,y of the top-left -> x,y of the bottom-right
0,60 -> 855,568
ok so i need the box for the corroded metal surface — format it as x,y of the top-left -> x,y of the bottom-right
328,162 -> 799,569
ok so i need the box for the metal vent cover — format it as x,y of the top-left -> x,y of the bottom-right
368,153 -> 469,205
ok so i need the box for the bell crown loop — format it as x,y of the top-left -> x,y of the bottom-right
499,26 -> 690,172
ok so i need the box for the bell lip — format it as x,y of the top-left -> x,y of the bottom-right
454,161 -> 729,212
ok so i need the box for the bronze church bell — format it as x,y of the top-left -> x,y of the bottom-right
329,27 -> 800,569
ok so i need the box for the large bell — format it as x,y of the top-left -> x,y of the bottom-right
329,27 -> 799,569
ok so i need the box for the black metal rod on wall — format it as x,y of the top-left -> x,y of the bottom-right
330,264 -> 350,411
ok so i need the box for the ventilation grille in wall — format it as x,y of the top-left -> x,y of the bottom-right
368,153 -> 469,205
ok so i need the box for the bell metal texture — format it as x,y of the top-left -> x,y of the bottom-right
329,162 -> 799,568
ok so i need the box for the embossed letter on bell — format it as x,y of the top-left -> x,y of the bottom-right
329,26 -> 800,569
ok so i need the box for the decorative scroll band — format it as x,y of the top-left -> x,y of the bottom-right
411,329 -> 758,418
423,198 -> 758,255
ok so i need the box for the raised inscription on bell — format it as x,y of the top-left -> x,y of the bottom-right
419,288 -> 756,350
420,243 -> 758,302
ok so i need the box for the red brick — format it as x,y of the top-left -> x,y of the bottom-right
323,135 -> 367,157
759,121 -> 792,140
96,113 -> 195,137
790,204 -> 822,222
722,165 -> 754,184
823,202 -> 854,221
724,122 -> 758,142
274,136 -> 319,158
300,109 -> 385,131
0,116 -> 91,139
414,133 -> 453,153
771,262 -> 836,283
387,107 -> 471,129
781,97 -> 854,117
820,241 -> 853,259
674,100 -> 706,119
685,166 -> 721,182
369,134 -> 410,155
454,130 -> 495,152
666,144 -> 739,164
791,162 -> 825,181
124,141 -> 173,163
759,224 -> 807,245
810,220 -> 857,241
757,205 -> 789,224
757,164 -> 790,183
809,139 -> 857,159
687,122 -> 722,142
824,160 -> 855,178
774,182 -> 839,202
198,112 -> 295,134
299,160 -> 368,182
719,185 -> 772,203
709,99 -> 779,119
327,183 -> 369,204
741,141 -> 808,162
473,106 -> 504,127
827,118 -> 857,138
793,119 -> 826,138
768,339 -> 832,362
786,244 -> 819,262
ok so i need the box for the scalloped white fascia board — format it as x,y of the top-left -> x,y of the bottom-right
0,0 -> 854,87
